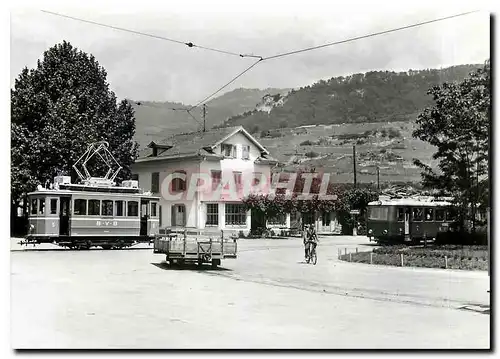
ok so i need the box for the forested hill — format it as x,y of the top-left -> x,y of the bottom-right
218,64 -> 483,132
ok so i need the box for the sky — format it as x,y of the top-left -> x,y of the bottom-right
9,0 -> 491,105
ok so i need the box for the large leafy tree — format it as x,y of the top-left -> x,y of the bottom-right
413,60 -> 490,232
11,41 -> 139,219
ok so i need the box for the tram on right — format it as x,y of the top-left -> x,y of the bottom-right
366,196 -> 457,244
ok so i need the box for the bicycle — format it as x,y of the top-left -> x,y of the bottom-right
305,241 -> 317,265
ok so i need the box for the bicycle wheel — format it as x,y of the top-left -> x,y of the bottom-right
311,250 -> 317,265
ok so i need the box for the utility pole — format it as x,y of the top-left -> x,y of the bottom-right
202,104 -> 207,133
353,145 -> 357,188
377,166 -> 380,191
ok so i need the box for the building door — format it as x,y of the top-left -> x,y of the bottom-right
171,204 -> 186,227
320,212 -> 332,232
59,197 -> 70,236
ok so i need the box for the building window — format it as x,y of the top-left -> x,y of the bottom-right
233,171 -> 242,187
268,213 -> 286,225
31,199 -> 38,215
172,170 -> 186,192
242,145 -> 250,160
412,207 -> 423,222
102,200 -> 113,216
225,204 -> 247,226
128,201 -> 139,217
74,199 -> 87,215
151,202 -> 157,217
221,144 -> 236,158
50,199 -> 58,215
321,212 -> 331,226
38,198 -> 46,215
88,200 -> 100,216
132,173 -> 139,181
151,172 -> 160,193
115,200 -> 124,216
159,205 -> 163,226
252,172 -> 262,186
424,208 -> 434,221
211,170 -> 222,189
206,203 -> 219,226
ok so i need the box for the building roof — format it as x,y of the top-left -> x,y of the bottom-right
136,126 -> 274,163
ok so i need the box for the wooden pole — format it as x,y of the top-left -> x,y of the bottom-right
349,253 -> 352,262
400,253 -> 404,267
353,145 -> 357,188
445,256 -> 448,269
377,166 -> 380,191
370,252 -> 373,264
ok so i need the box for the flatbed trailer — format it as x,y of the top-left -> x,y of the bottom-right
153,231 -> 237,268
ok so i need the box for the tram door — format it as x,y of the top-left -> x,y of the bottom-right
140,200 -> 149,236
59,197 -> 71,236
404,207 -> 410,240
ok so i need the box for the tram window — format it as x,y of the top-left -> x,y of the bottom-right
38,198 -> 46,215
369,207 -> 388,220
50,199 -> 58,215
88,200 -> 100,216
412,208 -> 423,222
141,203 -> 149,217
74,199 -> 87,215
445,208 -> 457,221
128,201 -> 139,217
397,208 -> 404,222
31,199 -> 38,215
151,202 -> 157,217
115,201 -> 124,217
424,208 -> 434,221
435,209 -> 445,221
102,200 -> 113,216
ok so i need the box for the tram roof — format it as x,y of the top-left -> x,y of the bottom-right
27,184 -> 161,199
368,197 -> 453,207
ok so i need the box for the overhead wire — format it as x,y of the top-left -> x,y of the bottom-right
42,9 -> 480,127
188,10 -> 479,109
261,10 -> 479,61
40,10 -> 261,59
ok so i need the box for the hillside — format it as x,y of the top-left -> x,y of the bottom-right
218,64 -> 482,132
253,121 -> 437,184
131,88 -> 288,148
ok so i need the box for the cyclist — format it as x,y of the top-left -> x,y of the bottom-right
304,224 -> 318,259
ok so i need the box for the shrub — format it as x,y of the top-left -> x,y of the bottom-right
305,151 -> 319,158
300,140 -> 315,146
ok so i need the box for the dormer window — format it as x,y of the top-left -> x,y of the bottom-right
242,145 -> 250,160
152,147 -> 158,157
221,144 -> 236,158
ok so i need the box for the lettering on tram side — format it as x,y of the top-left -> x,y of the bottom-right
95,221 -> 118,226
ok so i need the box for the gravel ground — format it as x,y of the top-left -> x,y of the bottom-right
10,236 -> 490,349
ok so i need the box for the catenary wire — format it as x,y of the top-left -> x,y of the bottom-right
40,10 -> 261,59
261,10 -> 479,61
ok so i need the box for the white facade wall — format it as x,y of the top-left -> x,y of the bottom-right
131,130 -> 279,235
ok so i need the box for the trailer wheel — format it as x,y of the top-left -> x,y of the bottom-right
211,259 -> 221,269
101,245 -> 112,250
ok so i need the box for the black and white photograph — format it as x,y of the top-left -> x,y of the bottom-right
7,0 -> 493,350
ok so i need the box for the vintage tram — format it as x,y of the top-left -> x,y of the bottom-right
22,142 -> 160,249
366,196 -> 457,244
